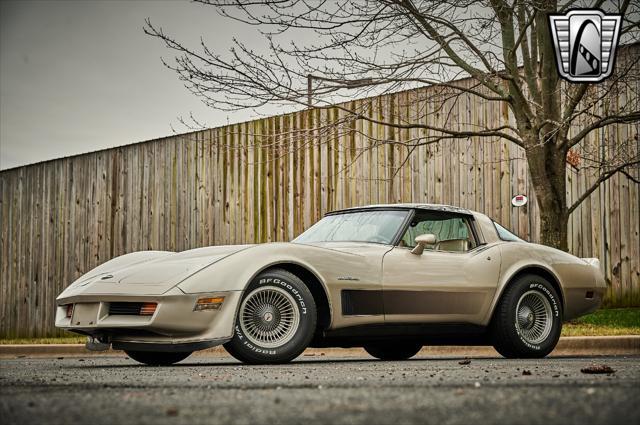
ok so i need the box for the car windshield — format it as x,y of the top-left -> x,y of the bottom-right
493,221 -> 525,242
294,210 -> 409,244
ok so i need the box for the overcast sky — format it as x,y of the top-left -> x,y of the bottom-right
1,1 -> 634,170
0,0 -> 290,170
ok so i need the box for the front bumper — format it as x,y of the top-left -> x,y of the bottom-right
55,288 -> 241,350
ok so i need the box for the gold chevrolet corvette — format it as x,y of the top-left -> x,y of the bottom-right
56,204 -> 605,365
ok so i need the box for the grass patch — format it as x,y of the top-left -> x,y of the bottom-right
0,336 -> 85,345
562,308 -> 640,336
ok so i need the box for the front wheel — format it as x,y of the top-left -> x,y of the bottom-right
125,350 -> 192,366
364,342 -> 422,360
491,274 -> 562,358
224,268 -> 317,364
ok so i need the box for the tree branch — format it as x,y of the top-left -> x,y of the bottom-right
568,160 -> 640,215
568,111 -> 640,148
396,0 -> 509,98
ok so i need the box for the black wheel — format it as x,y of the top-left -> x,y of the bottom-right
224,268 -> 317,364
364,342 -> 422,360
125,350 -> 192,366
491,273 -> 563,358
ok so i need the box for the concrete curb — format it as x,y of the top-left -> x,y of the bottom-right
1,336 -> 638,358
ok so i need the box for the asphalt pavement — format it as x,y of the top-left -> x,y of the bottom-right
1,353 -> 639,425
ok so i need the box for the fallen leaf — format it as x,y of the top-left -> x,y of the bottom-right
581,365 -> 615,374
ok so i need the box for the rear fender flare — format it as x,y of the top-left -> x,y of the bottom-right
485,261 -> 565,325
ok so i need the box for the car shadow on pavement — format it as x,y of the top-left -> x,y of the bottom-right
62,354 -> 626,369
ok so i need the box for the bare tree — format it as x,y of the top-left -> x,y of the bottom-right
145,0 -> 640,250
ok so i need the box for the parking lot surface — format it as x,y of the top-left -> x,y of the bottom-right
1,354 -> 638,424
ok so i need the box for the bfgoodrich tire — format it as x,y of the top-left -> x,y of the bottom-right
364,342 -> 422,360
224,268 -> 317,364
491,273 -> 562,358
125,350 -> 192,366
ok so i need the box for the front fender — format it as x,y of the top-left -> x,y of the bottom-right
177,243 -> 332,293
177,242 -> 389,330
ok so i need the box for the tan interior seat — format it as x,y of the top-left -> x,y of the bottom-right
434,239 -> 469,252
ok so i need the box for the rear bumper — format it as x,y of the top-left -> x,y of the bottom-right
564,287 -> 604,320
564,265 -> 607,321
55,288 -> 241,350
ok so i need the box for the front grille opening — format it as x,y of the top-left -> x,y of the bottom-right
109,302 -> 144,315
109,302 -> 157,316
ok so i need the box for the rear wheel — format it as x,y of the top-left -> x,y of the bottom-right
491,273 -> 562,358
224,268 -> 317,364
364,342 -> 422,360
125,350 -> 192,366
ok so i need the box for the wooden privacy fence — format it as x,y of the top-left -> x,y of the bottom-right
1,70 -> 639,339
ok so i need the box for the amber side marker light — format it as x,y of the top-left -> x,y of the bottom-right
65,304 -> 74,318
194,297 -> 225,311
140,303 -> 158,316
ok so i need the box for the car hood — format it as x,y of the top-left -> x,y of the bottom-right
113,245 -> 254,284
58,241 -> 393,299
58,245 -> 253,298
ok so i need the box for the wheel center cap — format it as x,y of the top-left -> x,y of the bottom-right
254,305 -> 280,329
518,305 -> 536,329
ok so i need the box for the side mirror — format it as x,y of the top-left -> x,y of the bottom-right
411,233 -> 436,255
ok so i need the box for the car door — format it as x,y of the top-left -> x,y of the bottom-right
381,211 -> 500,326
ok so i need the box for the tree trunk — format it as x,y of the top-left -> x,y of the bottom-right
526,141 -> 569,251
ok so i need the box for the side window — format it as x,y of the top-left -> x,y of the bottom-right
399,212 -> 475,252
493,221 -> 524,242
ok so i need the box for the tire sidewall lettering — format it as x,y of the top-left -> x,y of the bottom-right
258,277 -> 307,314
234,325 -> 278,355
528,282 -> 559,317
